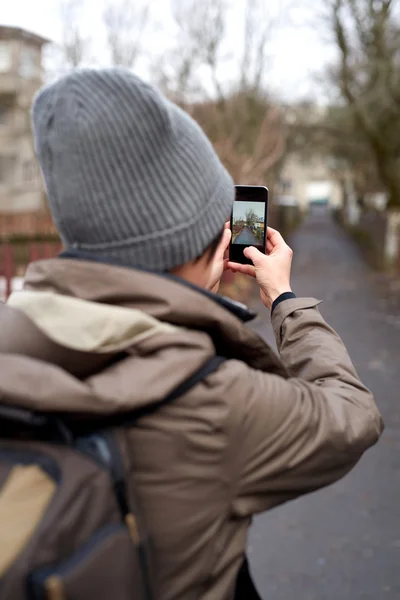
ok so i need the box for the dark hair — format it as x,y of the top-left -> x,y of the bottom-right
195,228 -> 225,264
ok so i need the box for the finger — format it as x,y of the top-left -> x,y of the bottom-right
222,258 -> 230,271
226,262 -> 256,278
243,246 -> 266,266
235,264 -> 256,277
266,227 -> 286,248
266,240 -> 274,254
224,220 -> 230,230
226,261 -> 243,270
216,228 -> 231,260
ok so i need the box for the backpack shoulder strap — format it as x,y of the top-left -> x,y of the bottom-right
160,355 -> 227,404
111,355 -> 227,426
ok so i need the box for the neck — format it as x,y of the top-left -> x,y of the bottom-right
170,262 -> 207,289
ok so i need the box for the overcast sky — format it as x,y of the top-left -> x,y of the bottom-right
1,0 -> 336,101
233,201 -> 265,221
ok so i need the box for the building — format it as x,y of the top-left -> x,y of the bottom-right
0,26 -> 49,215
276,153 -> 343,211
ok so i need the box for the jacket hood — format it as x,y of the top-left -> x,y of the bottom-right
0,258 -> 287,416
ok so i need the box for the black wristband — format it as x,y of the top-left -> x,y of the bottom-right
271,292 -> 296,315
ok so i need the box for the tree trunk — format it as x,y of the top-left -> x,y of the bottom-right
374,152 -> 400,208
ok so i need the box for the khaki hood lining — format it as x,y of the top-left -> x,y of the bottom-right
0,465 -> 56,577
8,291 -> 176,354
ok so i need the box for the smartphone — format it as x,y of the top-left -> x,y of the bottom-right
230,185 -> 269,265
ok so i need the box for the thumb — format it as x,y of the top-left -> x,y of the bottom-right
243,246 -> 265,266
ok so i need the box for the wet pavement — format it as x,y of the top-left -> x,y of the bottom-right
247,209 -> 400,599
235,226 -> 259,245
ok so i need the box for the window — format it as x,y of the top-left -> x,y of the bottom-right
19,47 -> 39,79
0,42 -> 11,72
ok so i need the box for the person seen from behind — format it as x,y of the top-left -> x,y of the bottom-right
0,69 -> 383,600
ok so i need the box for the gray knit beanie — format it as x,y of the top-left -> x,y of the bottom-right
32,68 -> 234,271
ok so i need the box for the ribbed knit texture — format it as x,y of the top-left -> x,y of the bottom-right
32,69 -> 234,271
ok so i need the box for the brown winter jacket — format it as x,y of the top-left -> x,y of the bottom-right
0,257 -> 383,600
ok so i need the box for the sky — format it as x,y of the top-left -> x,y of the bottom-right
233,200 -> 265,222
0,0 -> 336,101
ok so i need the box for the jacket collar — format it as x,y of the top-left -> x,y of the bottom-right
59,248 -> 257,323
23,254 -> 286,376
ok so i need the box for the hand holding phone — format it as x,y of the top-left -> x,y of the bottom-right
228,226 -> 293,309
229,186 -> 268,265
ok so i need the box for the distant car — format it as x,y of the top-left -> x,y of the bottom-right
309,198 -> 329,206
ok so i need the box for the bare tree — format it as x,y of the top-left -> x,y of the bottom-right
59,0 -> 91,69
245,208 -> 257,227
240,0 -> 271,92
327,0 -> 400,207
159,0 -> 287,186
199,95 -> 287,185
103,0 -> 149,69
164,0 -> 275,102
156,0 -> 227,104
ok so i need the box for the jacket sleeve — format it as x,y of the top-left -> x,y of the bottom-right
229,298 -> 384,518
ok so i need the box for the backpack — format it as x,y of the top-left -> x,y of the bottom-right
0,356 -> 225,600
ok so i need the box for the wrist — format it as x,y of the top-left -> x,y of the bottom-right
271,290 -> 296,315
269,287 -> 293,304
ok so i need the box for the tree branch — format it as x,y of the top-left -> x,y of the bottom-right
103,0 -> 149,69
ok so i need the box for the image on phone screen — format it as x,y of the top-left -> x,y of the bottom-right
230,185 -> 268,265
232,201 -> 266,246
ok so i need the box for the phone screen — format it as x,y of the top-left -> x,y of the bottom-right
230,185 -> 268,265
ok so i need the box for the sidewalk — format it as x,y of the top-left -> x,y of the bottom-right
248,209 -> 400,599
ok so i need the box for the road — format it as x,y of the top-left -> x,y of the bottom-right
235,226 -> 259,245
247,208 -> 400,599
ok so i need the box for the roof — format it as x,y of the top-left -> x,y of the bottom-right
0,25 -> 50,46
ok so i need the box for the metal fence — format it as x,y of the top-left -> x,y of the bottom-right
0,241 -> 62,300
0,211 -> 57,238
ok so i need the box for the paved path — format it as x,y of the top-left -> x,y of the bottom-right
235,226 -> 259,245
247,208 -> 400,599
